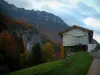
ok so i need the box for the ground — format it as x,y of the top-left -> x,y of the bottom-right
88,59 -> 100,75
91,49 -> 100,59
9,52 -> 92,75
88,50 -> 100,75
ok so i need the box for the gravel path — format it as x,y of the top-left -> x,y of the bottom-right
90,50 -> 100,58
87,50 -> 100,75
87,59 -> 100,75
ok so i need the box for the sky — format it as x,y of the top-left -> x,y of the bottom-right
5,0 -> 100,43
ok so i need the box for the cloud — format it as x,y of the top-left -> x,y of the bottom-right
59,0 -> 80,7
32,0 -> 66,11
84,17 -> 100,31
70,2 -> 100,20
81,0 -> 100,13
4,0 -> 33,9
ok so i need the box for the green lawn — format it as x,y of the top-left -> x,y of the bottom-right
9,52 -> 93,75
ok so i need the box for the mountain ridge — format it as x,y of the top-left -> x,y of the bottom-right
0,0 -> 69,44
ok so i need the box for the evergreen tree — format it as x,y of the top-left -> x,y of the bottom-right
31,43 -> 45,65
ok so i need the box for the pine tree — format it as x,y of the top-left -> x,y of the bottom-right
31,43 -> 44,65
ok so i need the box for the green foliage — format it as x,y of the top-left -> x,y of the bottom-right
20,51 -> 30,68
31,43 -> 45,65
9,52 -> 93,75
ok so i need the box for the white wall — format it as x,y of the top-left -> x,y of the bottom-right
82,35 -> 89,45
88,44 -> 96,52
63,34 -> 75,46
62,28 -> 89,46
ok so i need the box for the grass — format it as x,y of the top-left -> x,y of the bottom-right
65,52 -> 93,75
9,51 -> 93,75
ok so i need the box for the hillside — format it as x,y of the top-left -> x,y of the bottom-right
0,0 -> 69,44
0,13 -> 47,50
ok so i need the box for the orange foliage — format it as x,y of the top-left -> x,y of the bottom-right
16,19 -> 33,29
0,31 -> 24,57
60,44 -> 66,58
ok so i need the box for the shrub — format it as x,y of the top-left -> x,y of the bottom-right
19,51 -> 30,68
43,42 -> 54,61
60,44 -> 66,58
31,43 -> 45,65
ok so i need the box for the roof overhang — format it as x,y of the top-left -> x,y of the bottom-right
59,25 -> 93,35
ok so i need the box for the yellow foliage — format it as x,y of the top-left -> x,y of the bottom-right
43,42 -> 54,59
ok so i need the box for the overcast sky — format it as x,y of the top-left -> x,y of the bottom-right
5,0 -> 100,43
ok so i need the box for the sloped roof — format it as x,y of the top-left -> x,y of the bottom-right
59,25 -> 93,35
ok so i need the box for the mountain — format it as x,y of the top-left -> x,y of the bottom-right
91,39 -> 100,51
0,0 -> 69,44
91,39 -> 100,46
0,13 -> 48,50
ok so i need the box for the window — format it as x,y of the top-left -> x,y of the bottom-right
75,36 -> 82,44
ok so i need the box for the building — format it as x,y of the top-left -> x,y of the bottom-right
59,25 -> 96,56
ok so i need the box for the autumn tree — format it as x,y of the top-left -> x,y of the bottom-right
43,42 -> 54,61
0,31 -> 25,72
60,44 -> 66,58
